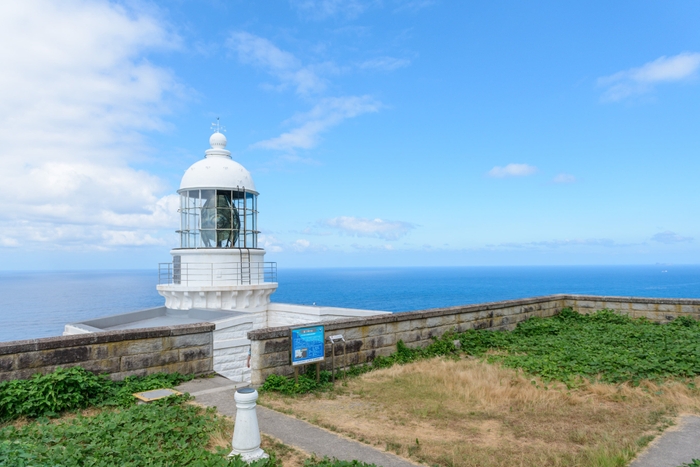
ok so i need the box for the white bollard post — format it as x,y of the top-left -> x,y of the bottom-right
229,387 -> 268,462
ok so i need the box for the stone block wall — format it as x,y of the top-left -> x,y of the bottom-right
248,294 -> 700,386
565,296 -> 700,322
0,323 -> 214,382
249,295 -> 565,385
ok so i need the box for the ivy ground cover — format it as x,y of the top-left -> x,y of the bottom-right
458,308 -> 700,384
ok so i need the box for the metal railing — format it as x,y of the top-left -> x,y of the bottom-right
158,262 -> 277,286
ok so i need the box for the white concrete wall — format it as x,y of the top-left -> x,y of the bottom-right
173,248 -> 268,286
266,303 -> 389,328
212,313 -> 256,382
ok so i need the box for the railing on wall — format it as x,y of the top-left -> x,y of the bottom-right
158,262 -> 277,286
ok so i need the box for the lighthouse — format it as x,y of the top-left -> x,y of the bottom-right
64,124 -> 388,383
156,127 -> 278,315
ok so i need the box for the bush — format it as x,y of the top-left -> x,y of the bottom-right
0,366 -> 192,422
0,397 -> 278,467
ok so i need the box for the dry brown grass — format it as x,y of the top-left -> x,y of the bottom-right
260,357 -> 700,467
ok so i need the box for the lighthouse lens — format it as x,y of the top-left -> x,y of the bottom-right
177,189 -> 257,249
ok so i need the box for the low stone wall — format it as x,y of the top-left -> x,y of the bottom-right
248,294 -> 700,386
0,323 -> 214,382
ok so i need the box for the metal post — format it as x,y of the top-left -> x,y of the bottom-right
316,362 -> 320,383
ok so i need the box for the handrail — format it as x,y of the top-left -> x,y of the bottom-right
158,261 -> 277,286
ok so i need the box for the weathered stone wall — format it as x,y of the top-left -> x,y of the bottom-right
248,294 -> 700,386
0,323 -> 214,382
566,296 -> 700,322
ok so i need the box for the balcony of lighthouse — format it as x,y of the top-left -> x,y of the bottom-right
158,261 -> 277,287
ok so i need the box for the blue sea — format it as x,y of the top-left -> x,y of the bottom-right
1,265 -> 699,343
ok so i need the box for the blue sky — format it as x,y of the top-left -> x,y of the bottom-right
1,0 -> 699,270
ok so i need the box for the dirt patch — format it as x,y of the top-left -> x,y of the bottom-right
260,357 -> 700,467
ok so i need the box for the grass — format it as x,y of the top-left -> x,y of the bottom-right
0,393 -> 349,467
261,357 -> 700,467
0,368 -> 378,467
259,308 -> 700,467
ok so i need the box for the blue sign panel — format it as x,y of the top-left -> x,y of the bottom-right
291,325 -> 325,366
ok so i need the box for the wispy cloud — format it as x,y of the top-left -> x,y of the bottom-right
651,231 -> 693,244
491,238 -> 638,249
324,216 -> 415,240
598,52 -> 700,101
253,96 -> 381,151
289,0 -> 371,20
359,57 -> 411,71
258,233 -> 285,253
0,1 -> 182,250
227,31 -> 326,95
228,31 -> 385,154
552,173 -> 576,184
351,243 -> 395,251
487,163 -> 538,178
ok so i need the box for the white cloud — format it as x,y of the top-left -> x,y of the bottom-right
552,173 -> 576,184
289,0 -> 370,20
487,163 -> 538,178
359,57 -> 411,71
351,243 -> 395,251
227,32 -> 326,95
102,231 -> 165,247
598,52 -> 700,101
324,216 -> 415,240
0,0 -> 182,250
651,231 -> 693,244
228,31 -> 387,155
259,233 -> 285,253
254,96 -> 381,151
492,238 -> 638,249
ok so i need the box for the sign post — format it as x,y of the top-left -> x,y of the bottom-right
291,325 -> 325,381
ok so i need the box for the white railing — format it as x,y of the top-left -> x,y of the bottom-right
159,262 -> 277,286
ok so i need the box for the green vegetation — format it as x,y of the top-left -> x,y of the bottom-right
680,461 -> 700,467
0,367 -> 383,466
0,398 -> 268,467
0,366 -> 192,422
460,308 -> 700,385
262,308 -> 700,394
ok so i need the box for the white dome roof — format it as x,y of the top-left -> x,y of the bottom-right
179,131 -> 257,193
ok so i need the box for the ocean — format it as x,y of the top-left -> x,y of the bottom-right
1,265 -> 699,343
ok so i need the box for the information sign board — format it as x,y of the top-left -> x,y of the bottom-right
291,325 -> 325,366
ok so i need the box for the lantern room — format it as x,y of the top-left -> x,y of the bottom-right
177,131 -> 259,249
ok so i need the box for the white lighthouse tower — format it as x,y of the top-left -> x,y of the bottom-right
65,124 -> 388,383
156,127 -> 277,316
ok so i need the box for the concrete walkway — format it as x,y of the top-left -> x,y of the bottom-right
629,415 -> 700,467
176,376 -> 422,467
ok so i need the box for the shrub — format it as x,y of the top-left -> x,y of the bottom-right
0,366 -> 192,422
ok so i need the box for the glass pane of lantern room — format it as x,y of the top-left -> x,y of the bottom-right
199,190 -> 216,248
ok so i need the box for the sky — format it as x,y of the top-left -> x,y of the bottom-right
0,0 -> 699,270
